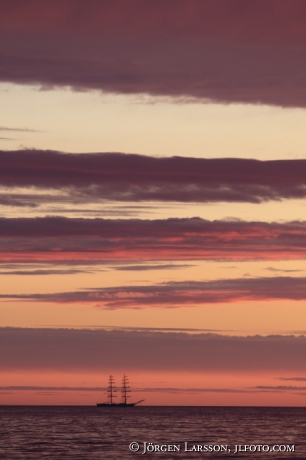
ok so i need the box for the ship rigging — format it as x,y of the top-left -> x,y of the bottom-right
96,375 -> 144,407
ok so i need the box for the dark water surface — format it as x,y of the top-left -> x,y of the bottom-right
1,406 -> 305,459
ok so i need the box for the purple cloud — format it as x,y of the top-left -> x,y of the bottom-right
1,327 -> 306,372
2,277 -> 306,307
3,151 -> 306,203
1,216 -> 306,262
0,1 -> 306,107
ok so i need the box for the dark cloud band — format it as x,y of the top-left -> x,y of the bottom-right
1,216 -> 306,262
2,151 -> 306,204
0,1 -> 306,107
1,327 -> 306,372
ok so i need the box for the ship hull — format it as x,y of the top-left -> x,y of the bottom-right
96,399 -> 144,407
96,403 -> 138,407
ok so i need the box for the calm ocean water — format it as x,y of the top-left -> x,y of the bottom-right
1,406 -> 305,459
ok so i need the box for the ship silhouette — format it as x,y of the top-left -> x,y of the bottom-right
96,375 -> 144,407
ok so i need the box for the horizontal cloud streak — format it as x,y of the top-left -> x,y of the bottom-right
0,1 -> 306,107
0,386 -> 282,395
2,277 -> 306,307
112,264 -> 193,271
255,385 -> 306,391
0,269 -> 92,275
1,328 -> 306,372
3,151 -> 306,204
1,216 -> 306,262
0,126 -> 39,132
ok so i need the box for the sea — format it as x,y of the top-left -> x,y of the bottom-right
1,406 -> 305,459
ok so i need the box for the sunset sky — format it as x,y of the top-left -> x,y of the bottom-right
1,0 -> 306,406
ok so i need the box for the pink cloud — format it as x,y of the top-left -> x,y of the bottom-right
1,216 -> 306,262
2,276 -> 306,307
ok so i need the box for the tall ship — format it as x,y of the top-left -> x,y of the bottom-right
96,375 -> 144,407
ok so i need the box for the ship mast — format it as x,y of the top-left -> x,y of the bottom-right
121,374 -> 131,405
107,375 -> 117,405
